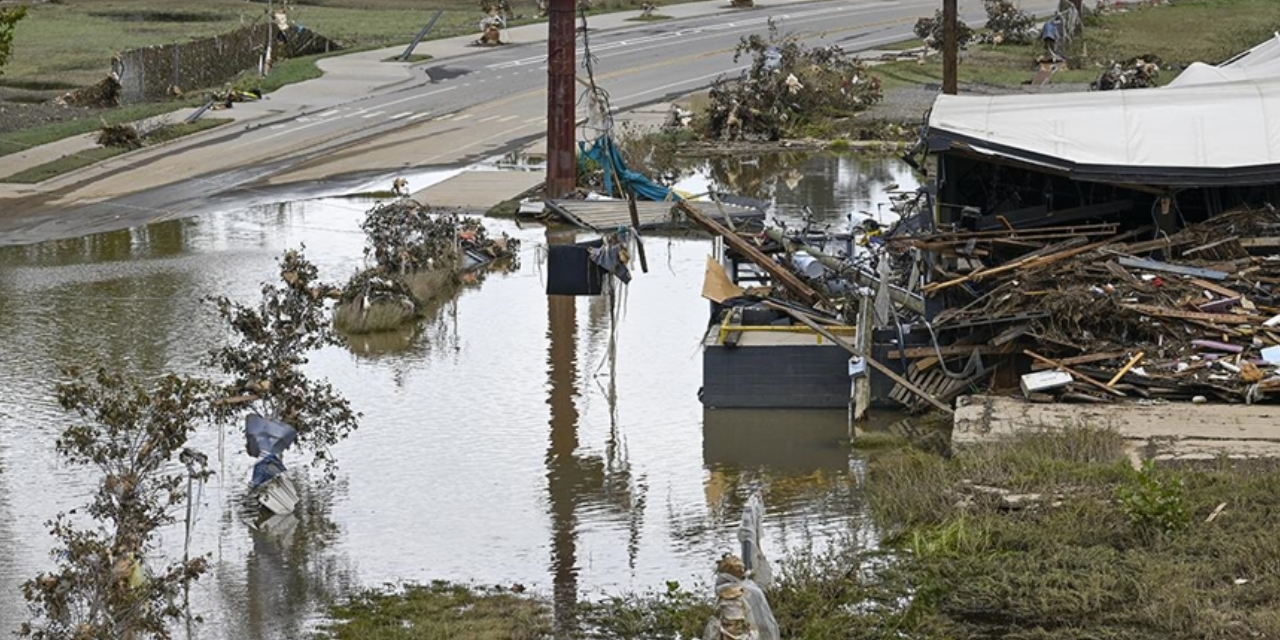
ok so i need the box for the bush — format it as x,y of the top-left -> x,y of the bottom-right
1117,459 -> 1191,535
913,10 -> 973,51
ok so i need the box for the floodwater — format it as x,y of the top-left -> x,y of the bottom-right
0,153 -> 915,638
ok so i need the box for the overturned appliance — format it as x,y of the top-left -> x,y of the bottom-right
245,414 -> 300,515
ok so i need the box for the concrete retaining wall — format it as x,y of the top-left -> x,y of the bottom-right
116,24 -> 339,104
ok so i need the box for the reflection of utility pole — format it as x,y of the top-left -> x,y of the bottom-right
546,0 -> 577,198
545,229 -> 580,636
942,0 -> 957,95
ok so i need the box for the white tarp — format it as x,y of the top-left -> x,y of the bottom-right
929,35 -> 1280,174
929,77 -> 1280,170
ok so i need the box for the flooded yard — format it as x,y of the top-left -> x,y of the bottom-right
0,152 -> 914,638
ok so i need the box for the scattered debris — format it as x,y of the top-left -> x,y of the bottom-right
704,20 -> 882,141
96,122 -> 142,149
1092,54 -> 1161,90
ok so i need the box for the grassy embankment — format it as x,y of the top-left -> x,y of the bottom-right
313,424 -> 1280,639
2,118 -> 231,184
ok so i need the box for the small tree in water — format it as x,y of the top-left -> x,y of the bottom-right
20,369 -> 214,640
205,248 -> 359,478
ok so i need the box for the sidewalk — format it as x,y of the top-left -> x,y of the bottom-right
0,0 -> 816,188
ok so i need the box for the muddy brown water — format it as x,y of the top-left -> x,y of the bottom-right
0,154 -> 917,638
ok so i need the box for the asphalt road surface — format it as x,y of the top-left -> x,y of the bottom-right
0,0 -> 1060,244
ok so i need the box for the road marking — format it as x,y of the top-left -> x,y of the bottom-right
389,112 -> 413,120
479,115 -> 501,123
268,124 -> 287,130
408,112 -> 431,120
361,111 -> 386,119
524,117 -> 542,124
497,115 -> 519,123
454,113 -> 474,121
318,110 -> 340,118
377,85 -> 459,110
616,66 -> 746,102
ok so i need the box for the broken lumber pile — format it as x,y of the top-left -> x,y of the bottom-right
902,206 -> 1280,404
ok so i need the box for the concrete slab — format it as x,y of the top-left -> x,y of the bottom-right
412,169 -> 544,209
954,394 -> 1280,459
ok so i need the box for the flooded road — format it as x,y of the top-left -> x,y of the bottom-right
0,153 -> 913,637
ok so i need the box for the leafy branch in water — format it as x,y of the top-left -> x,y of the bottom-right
204,248 -> 359,478
20,369 -> 214,640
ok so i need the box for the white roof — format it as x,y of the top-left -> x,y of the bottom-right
927,35 -> 1280,184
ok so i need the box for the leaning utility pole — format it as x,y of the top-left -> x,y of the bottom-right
942,0 -> 957,95
546,0 -> 577,199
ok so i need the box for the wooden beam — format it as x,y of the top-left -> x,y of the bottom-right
1030,350 -> 1127,370
1023,350 -> 1128,398
889,344 -> 1014,359
924,230 -> 1137,295
1107,351 -> 1144,387
1122,303 -> 1267,325
768,301 -> 954,415
677,201 -> 823,306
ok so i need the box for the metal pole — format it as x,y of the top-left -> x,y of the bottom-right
942,0 -> 957,95
399,10 -> 444,61
546,0 -> 577,199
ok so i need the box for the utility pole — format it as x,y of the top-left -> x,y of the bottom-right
942,0 -> 957,95
545,0 -> 577,199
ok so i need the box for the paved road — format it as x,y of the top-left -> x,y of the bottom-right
0,0 -> 1059,244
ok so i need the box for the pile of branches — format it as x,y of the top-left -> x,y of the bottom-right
337,268 -> 418,313
1091,54 -> 1160,91
360,201 -> 465,273
703,21 -> 882,141
97,123 -> 142,149
977,0 -> 1036,45
913,10 -> 973,51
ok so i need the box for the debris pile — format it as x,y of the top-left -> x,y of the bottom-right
902,206 -> 1280,404
913,10 -> 973,51
1091,55 -> 1160,90
336,200 -> 519,334
977,0 -> 1036,45
703,21 -> 882,141
96,123 -> 142,150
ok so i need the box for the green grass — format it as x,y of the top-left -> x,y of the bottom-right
1,118 -> 230,184
0,101 -> 202,158
317,581 -> 551,640
872,0 -> 1280,90
3,146 -> 127,184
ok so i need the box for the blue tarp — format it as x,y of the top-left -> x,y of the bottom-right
252,453 -> 287,488
578,136 -> 682,202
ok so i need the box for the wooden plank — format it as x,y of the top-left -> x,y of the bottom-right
1030,350 -> 1127,370
1023,350 -> 1127,397
679,202 -> 823,306
1122,303 -> 1267,325
1239,237 -> 1280,250
1190,278 -> 1244,299
1107,352 -> 1144,387
766,301 -> 954,415
888,344 -> 1013,359
853,294 -> 873,422
924,230 -> 1138,295
1116,256 -> 1228,280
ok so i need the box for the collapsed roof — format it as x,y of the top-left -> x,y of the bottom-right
927,34 -> 1280,187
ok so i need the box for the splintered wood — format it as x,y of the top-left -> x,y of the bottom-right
893,206 -> 1280,405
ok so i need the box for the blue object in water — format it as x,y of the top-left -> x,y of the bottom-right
578,136 -> 681,203
251,453 -> 287,488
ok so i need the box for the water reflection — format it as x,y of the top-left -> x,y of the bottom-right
0,165 -> 915,636
673,152 -> 922,232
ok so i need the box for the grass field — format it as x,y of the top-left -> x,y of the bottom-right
0,101 -> 203,158
872,0 -> 1280,90
3,0 -> 655,90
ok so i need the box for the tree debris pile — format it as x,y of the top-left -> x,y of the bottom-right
904,206 -> 1280,404
913,10 -> 973,51
1091,54 -> 1161,90
338,200 -> 519,334
977,0 -> 1036,45
96,123 -> 143,149
702,21 -> 883,141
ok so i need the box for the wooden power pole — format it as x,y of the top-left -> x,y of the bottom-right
546,0 -> 577,199
942,0 -> 958,95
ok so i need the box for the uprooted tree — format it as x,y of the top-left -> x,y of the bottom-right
205,248 -> 359,478
703,20 -> 883,141
19,369 -> 214,640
